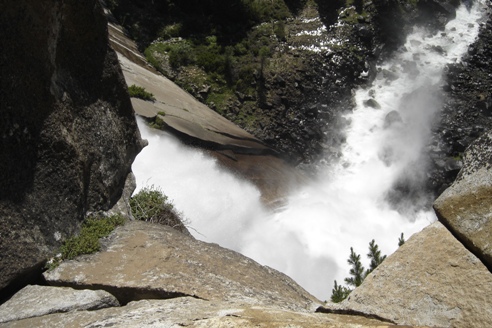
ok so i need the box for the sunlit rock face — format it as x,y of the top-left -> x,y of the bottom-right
435,130 -> 492,270
0,0 -> 143,294
323,221 -> 492,328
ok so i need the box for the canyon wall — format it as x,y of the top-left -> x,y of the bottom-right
0,0 -> 143,295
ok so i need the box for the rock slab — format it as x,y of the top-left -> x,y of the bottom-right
44,221 -> 319,311
327,221 -> 492,328
0,285 -> 119,323
434,130 -> 492,270
2,297 -> 408,328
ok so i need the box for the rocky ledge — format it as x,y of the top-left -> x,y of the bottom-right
108,18 -> 307,204
0,221 -> 414,328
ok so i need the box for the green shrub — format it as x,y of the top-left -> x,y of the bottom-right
60,214 -> 126,260
159,23 -> 182,40
168,41 -> 195,69
128,84 -> 155,101
130,185 -> 189,232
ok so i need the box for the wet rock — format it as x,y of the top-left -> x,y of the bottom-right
44,221 -> 320,311
363,98 -> 381,109
0,285 -> 119,323
434,130 -> 492,269
324,221 -> 492,328
383,110 -> 403,128
432,2 -> 492,193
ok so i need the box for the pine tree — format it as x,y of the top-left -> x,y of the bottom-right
366,239 -> 387,276
344,247 -> 365,288
398,233 -> 405,247
330,280 -> 351,303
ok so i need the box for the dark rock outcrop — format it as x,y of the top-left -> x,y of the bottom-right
0,0 -> 143,295
430,1 -> 492,193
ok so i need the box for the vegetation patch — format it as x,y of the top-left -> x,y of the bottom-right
331,234 -> 405,303
130,185 -> 189,233
128,84 -> 155,101
45,214 -> 126,270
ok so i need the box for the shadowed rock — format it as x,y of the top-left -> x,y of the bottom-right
0,0 -> 143,295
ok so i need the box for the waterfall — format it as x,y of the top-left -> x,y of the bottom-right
132,1 -> 485,301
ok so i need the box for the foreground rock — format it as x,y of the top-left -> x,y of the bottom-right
323,222 -> 492,328
2,297 -> 407,328
434,130 -> 492,269
0,0 -> 143,294
44,221 -> 319,311
0,285 -> 118,323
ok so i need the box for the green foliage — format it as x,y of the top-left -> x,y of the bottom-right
128,84 -> 155,101
366,239 -> 387,274
331,239 -> 388,303
331,280 -> 351,303
159,23 -> 183,40
149,115 -> 166,130
344,247 -> 365,288
168,41 -> 195,69
60,214 -> 126,261
398,232 -> 405,247
130,185 -> 187,229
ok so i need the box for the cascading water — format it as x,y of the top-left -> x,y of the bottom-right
132,1 -> 485,301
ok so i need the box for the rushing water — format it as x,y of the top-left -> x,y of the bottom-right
132,2 -> 485,301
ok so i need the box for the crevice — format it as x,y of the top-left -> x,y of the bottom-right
434,209 -> 492,275
46,282 -> 206,306
315,306 -> 397,325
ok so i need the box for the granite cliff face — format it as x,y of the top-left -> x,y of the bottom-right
0,0 -> 143,295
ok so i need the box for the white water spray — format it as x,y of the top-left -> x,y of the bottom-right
132,2 -> 485,301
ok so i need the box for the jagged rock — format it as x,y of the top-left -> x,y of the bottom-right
434,130 -> 492,269
0,285 -> 119,323
323,221 -> 492,328
431,2 -> 492,193
44,221 -> 319,311
2,297 -> 405,328
363,98 -> 381,109
0,0 -> 143,294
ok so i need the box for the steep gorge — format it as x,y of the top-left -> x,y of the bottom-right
1,0 -> 492,327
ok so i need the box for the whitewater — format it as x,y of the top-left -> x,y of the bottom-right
132,1 -> 485,300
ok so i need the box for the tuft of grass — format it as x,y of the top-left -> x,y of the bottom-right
128,84 -> 155,101
60,214 -> 126,260
130,185 -> 189,233
45,214 -> 126,270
